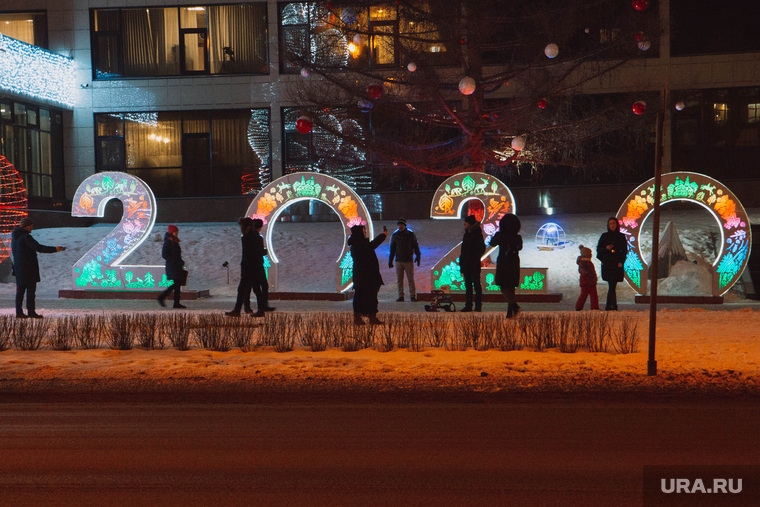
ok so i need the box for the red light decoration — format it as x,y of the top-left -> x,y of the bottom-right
632,0 -> 648,11
367,84 -> 383,100
632,101 -> 646,115
0,155 -> 29,264
325,2 -> 333,10
538,99 -> 548,109
635,31 -> 646,42
295,116 -> 313,134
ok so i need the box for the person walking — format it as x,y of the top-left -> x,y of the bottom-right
349,224 -> 387,325
596,217 -> 627,311
226,217 -> 274,318
459,214 -> 486,312
575,245 -> 599,311
157,224 -> 186,309
388,218 -> 420,302
490,213 -> 523,318
10,217 -> 65,318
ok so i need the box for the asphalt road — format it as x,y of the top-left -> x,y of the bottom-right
0,398 -> 757,506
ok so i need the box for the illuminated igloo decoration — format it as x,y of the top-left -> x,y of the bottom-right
536,222 -> 567,250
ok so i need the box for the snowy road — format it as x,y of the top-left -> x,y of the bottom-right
0,399 -> 758,506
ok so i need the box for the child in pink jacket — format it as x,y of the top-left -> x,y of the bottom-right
576,245 -> 599,311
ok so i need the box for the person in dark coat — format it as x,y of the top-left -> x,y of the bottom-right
226,217 -> 274,318
459,214 -> 486,312
349,224 -> 387,325
490,213 -> 523,318
158,224 -> 186,309
388,217 -> 421,302
596,216 -> 628,311
10,216 -> 65,318
575,245 -> 599,311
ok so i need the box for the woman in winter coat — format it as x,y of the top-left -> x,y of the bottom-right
158,224 -> 186,309
459,214 -> 486,312
490,213 -> 523,318
348,224 -> 387,325
596,217 -> 628,311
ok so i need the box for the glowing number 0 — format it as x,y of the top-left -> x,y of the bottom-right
429,172 -> 515,291
71,172 -> 165,290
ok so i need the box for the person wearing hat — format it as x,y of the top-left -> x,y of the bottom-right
10,216 -> 66,318
349,223 -> 387,325
388,217 -> 421,302
459,214 -> 486,312
158,224 -> 187,309
226,217 -> 274,317
576,245 -> 599,311
490,213 -> 523,318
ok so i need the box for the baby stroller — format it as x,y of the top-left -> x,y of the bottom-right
424,290 -> 456,312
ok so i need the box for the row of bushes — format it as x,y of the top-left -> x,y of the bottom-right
0,312 -> 639,354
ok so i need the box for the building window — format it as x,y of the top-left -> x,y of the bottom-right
0,99 -> 61,198
95,109 -> 270,197
714,103 -> 728,125
747,103 -> 760,124
91,4 -> 268,79
0,11 -> 47,48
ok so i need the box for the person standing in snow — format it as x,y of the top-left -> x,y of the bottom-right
349,224 -> 387,325
388,217 -> 421,302
10,216 -> 66,318
490,213 -> 523,318
226,217 -> 274,317
158,225 -> 186,309
596,217 -> 628,311
459,214 -> 486,312
575,245 -> 599,311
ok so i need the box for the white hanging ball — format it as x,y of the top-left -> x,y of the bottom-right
352,34 -> 362,46
407,62 -> 417,72
544,43 -> 559,58
638,40 -> 651,51
458,76 -> 476,95
511,136 -> 526,151
300,68 -> 310,78
675,101 -> 685,111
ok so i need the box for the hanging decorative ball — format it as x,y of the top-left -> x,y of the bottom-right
458,76 -> 476,95
637,40 -> 651,51
544,43 -> 559,59
341,7 -> 357,24
357,99 -> 373,111
0,155 -> 28,266
352,34 -> 362,46
367,84 -> 383,100
325,2 -> 333,10
295,116 -> 313,134
511,136 -> 526,151
300,68 -> 310,78
635,32 -> 646,42
407,62 -> 417,72
675,101 -> 685,111
632,0 -> 649,11
632,101 -> 647,115
584,28 -> 590,34
537,99 -> 548,109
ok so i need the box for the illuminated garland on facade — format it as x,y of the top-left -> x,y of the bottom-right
245,172 -> 373,292
71,172 -> 164,290
616,172 -> 751,296
0,35 -> 75,107
246,109 -> 271,191
0,155 -> 28,265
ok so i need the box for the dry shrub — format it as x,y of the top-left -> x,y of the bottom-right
298,313 -> 325,351
194,313 -> 231,351
0,316 -> 14,351
50,316 -> 74,351
12,318 -> 49,350
587,313 -> 611,353
423,314 -> 449,348
450,315 -> 478,351
135,314 -> 161,350
494,317 -> 522,351
557,313 -> 578,353
229,318 -> 260,351
70,315 -> 101,350
377,313 -> 397,352
404,315 -> 426,352
394,315 -> 416,349
105,314 -> 134,350
160,313 -> 192,350
264,313 -> 294,352
612,315 -> 639,354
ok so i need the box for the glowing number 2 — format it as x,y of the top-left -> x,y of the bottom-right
429,172 -> 515,292
71,172 -> 165,290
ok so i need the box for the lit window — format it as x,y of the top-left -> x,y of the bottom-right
748,103 -> 760,123
0,11 -> 47,47
714,103 -> 728,125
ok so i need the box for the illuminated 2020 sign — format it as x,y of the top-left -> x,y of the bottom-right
245,172 -> 372,292
617,172 -> 751,296
71,172 -> 169,290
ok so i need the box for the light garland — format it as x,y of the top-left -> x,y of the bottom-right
246,109 -> 271,191
0,155 -> 28,265
0,35 -> 75,107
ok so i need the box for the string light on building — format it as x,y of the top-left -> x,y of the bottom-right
246,109 -> 272,192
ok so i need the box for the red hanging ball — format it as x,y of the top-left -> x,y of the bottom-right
367,84 -> 383,100
537,99 -> 548,109
635,31 -> 646,42
632,0 -> 648,11
295,116 -> 313,134
325,2 -> 334,10
632,101 -> 646,115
